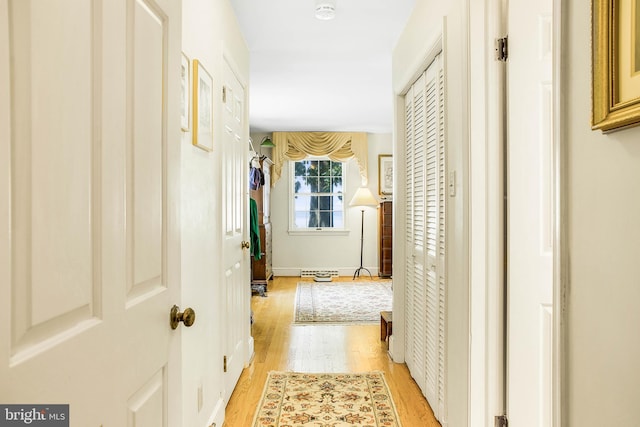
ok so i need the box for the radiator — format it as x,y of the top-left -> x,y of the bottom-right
300,269 -> 340,278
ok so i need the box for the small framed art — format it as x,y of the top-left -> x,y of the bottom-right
378,154 -> 393,196
192,59 -> 213,151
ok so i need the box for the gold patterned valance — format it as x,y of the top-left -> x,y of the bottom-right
271,132 -> 368,186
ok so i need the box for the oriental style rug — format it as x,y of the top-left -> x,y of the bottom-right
251,371 -> 402,427
293,281 -> 392,324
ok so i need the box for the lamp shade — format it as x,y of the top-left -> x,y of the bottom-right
349,186 -> 378,207
260,136 -> 275,147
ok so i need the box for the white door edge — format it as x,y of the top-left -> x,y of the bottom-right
551,0 -> 565,424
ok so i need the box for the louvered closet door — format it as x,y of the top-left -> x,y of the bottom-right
436,64 -> 446,419
404,53 -> 446,422
404,73 -> 427,396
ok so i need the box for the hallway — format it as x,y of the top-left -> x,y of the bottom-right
223,276 -> 439,426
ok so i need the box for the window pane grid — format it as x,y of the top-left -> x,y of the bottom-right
292,159 -> 345,230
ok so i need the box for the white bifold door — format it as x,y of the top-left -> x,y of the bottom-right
403,52 -> 447,422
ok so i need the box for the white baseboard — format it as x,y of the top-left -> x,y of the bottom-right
246,336 -> 254,365
205,397 -> 225,427
388,335 -> 404,363
272,267 -> 301,276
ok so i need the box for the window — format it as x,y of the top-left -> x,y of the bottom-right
290,159 -> 346,231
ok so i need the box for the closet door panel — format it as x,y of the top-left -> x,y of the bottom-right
403,53 -> 446,422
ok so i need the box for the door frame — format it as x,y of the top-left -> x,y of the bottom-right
389,23 -> 445,364
468,0 -> 507,424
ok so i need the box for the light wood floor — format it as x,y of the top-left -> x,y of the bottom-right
222,276 -> 440,427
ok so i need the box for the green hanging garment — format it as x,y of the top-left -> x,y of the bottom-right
249,198 -> 261,260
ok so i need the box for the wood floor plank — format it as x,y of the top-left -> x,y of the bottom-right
222,276 -> 440,427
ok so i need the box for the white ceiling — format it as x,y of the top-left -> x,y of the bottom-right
229,0 -> 415,133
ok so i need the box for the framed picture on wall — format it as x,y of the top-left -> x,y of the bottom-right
192,59 -> 214,151
378,154 -> 393,196
592,0 -> 640,132
180,52 -> 190,132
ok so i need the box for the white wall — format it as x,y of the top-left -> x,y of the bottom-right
181,1 -> 249,426
392,1 -> 470,426
267,133 -> 393,277
565,1 -> 640,425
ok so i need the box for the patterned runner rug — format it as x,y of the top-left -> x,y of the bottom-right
294,281 -> 392,324
252,371 -> 402,427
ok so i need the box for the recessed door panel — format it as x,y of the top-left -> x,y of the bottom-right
8,0 -> 99,362
127,0 -> 166,303
127,369 -> 165,427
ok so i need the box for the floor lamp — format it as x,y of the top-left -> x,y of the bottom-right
349,186 -> 379,280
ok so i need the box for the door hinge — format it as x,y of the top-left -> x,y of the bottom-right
223,355 -> 227,372
495,415 -> 508,427
496,37 -> 508,61
222,86 -> 227,103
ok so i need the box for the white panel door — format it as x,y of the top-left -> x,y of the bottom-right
0,1 -> 183,425
507,0 -> 554,425
221,58 -> 250,402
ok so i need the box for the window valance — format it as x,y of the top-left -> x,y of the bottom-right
271,132 -> 368,186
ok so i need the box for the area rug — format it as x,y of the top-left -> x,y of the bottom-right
252,371 -> 402,427
294,281 -> 392,324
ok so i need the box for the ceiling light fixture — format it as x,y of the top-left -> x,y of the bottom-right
315,0 -> 336,20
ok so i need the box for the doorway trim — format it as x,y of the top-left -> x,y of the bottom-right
389,21 -> 445,364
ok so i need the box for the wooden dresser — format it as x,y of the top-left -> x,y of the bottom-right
379,201 -> 392,277
251,158 -> 273,289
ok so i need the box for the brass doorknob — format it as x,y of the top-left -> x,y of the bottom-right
241,241 -> 250,249
170,305 -> 196,329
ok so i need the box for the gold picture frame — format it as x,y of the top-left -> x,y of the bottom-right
192,59 -> 214,151
378,154 -> 393,196
592,0 -> 640,132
